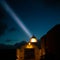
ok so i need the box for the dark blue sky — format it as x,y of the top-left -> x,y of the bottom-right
0,0 -> 60,45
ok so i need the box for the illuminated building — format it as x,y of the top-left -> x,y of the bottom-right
16,36 -> 41,60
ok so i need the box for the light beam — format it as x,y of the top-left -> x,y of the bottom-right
1,1 -> 32,38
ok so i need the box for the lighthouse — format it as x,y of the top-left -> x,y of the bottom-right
16,35 -> 41,60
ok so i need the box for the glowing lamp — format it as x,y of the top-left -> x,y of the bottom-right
26,43 -> 33,48
28,42 -> 31,45
30,35 -> 37,43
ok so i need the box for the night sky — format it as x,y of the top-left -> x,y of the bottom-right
0,0 -> 60,45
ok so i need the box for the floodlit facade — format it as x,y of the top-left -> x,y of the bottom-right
16,36 -> 46,60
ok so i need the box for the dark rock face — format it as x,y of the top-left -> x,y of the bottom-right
46,24 -> 60,54
40,24 -> 60,60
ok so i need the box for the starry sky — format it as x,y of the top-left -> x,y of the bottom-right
0,0 -> 60,45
